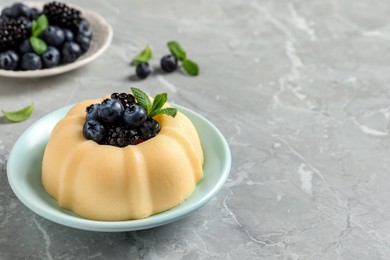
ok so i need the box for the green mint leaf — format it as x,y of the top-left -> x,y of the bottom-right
132,45 -> 152,65
32,20 -> 38,36
167,41 -> 186,61
131,87 -> 152,114
30,36 -> 47,55
32,14 -> 48,37
183,59 -> 199,76
151,93 -> 167,112
149,107 -> 177,118
2,103 -> 34,122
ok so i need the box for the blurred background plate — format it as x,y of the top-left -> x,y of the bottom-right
0,2 -> 113,78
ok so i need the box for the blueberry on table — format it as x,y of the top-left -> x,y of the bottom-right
61,41 -> 82,63
123,104 -> 147,128
20,52 -> 42,70
42,26 -> 65,48
83,119 -> 106,143
0,50 -> 19,70
98,99 -> 124,124
136,63 -> 151,79
42,46 -> 61,69
160,54 -> 178,73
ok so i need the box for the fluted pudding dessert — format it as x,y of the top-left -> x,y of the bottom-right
42,88 -> 204,221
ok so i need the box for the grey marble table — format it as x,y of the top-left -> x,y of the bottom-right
1,0 -> 390,259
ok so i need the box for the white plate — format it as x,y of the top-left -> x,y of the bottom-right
0,2 -> 113,78
7,104 -> 232,232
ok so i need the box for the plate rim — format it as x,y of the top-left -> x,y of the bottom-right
6,104 -> 231,232
0,2 -> 113,78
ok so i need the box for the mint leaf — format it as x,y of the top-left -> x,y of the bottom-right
183,59 -> 199,76
30,36 -> 47,55
2,103 -> 34,122
167,41 -> 186,61
32,14 -> 48,37
149,107 -> 177,118
131,87 -> 152,114
151,93 -> 167,112
32,20 -> 38,35
132,45 -> 152,65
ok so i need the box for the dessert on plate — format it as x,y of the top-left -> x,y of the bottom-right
41,88 -> 204,221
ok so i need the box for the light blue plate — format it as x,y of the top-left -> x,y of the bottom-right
6,104 -> 231,232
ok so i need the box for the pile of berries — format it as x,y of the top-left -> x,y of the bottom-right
0,1 -> 92,71
83,93 -> 161,147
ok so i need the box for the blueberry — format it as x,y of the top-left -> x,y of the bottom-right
42,46 -> 60,69
83,119 -> 106,143
9,2 -> 30,18
123,104 -> 147,128
63,29 -> 74,42
29,8 -> 40,20
86,104 -> 100,120
77,19 -> 92,38
98,99 -> 124,124
20,52 -> 42,70
138,118 -> 160,140
1,7 -> 12,19
160,55 -> 178,73
75,34 -> 91,53
0,50 -> 19,70
61,41 -> 82,63
136,63 -> 151,79
41,26 -> 65,47
19,39 -> 33,54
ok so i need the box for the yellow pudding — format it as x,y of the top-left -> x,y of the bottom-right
42,97 -> 204,221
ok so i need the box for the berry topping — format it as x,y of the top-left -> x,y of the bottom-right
160,54 -> 177,73
83,119 -> 106,143
136,62 -> 151,79
82,88 -> 177,147
86,104 -> 100,120
98,99 -> 124,124
123,104 -> 147,128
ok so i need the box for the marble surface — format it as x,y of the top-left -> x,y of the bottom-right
1,0 -> 390,259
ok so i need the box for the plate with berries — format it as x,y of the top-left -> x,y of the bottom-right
0,1 -> 113,78
7,90 -> 232,231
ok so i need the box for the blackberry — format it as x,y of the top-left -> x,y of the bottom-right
43,2 -> 82,31
110,92 -> 136,108
106,125 -> 140,147
0,19 -> 29,52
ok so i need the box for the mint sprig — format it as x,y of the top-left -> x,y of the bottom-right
167,41 -> 199,76
29,37 -> 47,55
167,41 -> 186,61
2,103 -> 34,122
132,45 -> 152,65
30,14 -> 48,55
32,15 -> 48,37
131,87 -> 177,118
